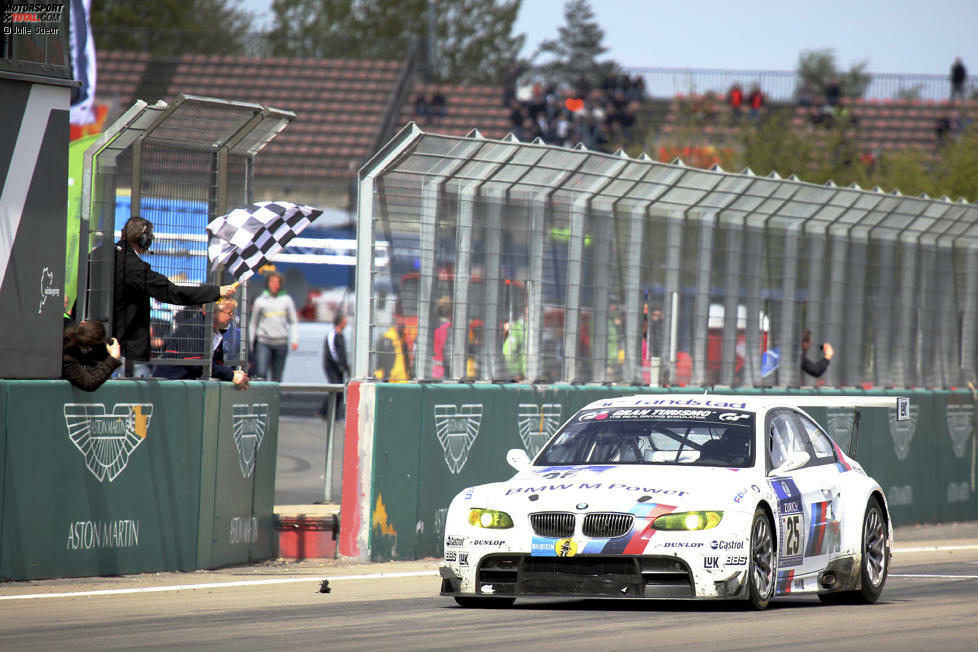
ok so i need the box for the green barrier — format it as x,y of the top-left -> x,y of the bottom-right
197,382 -> 280,568
350,384 -> 978,562
1,380 -> 205,580
369,383 -> 425,561
0,381 -> 7,577
0,380 -> 280,581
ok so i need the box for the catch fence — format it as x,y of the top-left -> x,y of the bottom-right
355,123 -> 978,389
79,95 -> 293,374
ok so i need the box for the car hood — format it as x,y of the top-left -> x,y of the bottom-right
468,464 -> 757,513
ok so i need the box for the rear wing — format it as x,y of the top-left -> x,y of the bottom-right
783,395 -> 910,456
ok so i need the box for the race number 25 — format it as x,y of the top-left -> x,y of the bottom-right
782,514 -> 801,557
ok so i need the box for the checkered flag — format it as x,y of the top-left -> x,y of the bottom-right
207,201 -> 322,281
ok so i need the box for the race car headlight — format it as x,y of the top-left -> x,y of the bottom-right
468,508 -> 514,529
652,511 -> 723,530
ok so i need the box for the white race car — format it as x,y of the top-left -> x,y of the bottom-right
440,393 -> 901,609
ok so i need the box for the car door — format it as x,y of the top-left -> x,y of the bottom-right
765,408 -> 843,592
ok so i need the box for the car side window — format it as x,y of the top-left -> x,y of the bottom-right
768,410 -> 808,471
795,412 -> 837,463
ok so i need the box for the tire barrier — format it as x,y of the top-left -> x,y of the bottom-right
0,380 -> 279,581
339,383 -> 977,561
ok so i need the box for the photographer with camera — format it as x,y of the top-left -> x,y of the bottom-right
62,320 -> 121,392
800,328 -> 834,379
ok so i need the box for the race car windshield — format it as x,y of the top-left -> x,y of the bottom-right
535,407 -> 755,468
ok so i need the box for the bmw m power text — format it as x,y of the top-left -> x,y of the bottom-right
440,394 -> 903,609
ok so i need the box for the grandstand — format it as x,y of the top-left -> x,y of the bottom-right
95,51 -> 976,210
96,51 -> 405,208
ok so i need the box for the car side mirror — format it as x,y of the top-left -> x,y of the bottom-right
506,448 -> 531,472
769,450 -> 811,475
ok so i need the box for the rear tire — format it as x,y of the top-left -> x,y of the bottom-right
818,496 -> 888,605
747,507 -> 776,610
453,596 -> 515,608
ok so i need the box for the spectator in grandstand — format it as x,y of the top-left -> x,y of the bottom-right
950,57 -> 967,103
800,328 -> 834,379
413,94 -> 431,123
431,92 -> 447,121
936,115 -> 953,145
825,79 -> 841,107
727,83 -> 744,121
747,84 -> 766,121
105,216 -> 237,375
319,312 -> 349,417
796,81 -> 816,108
62,320 -> 122,392
506,73 -> 644,150
153,299 -> 249,389
249,271 -> 298,382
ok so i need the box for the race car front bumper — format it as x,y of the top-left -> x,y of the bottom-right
440,554 -> 746,599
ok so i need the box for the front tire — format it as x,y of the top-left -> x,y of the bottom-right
819,496 -> 888,605
454,596 -> 515,608
747,507 -> 776,610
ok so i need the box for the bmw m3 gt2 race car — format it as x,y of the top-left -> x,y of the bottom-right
440,393 -> 906,609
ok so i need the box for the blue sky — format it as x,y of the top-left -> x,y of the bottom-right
242,0 -> 977,76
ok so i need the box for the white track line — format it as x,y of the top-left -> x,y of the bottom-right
0,570 -> 439,601
890,574 -> 978,579
894,544 -> 978,553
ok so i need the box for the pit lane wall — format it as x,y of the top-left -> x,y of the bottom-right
339,383 -> 977,561
0,380 -> 279,581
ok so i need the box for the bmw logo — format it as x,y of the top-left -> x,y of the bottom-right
576,502 -> 588,510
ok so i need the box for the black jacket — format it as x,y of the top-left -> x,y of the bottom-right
322,326 -> 350,383
62,345 -> 122,391
112,241 -> 220,361
153,309 -> 237,381
801,353 -> 830,378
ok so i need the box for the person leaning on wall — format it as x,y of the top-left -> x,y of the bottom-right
62,320 -> 122,391
152,298 -> 249,390
109,216 -> 238,373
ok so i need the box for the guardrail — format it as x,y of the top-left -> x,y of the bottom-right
626,66 -> 978,102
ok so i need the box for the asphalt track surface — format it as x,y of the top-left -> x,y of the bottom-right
1,522 -> 977,651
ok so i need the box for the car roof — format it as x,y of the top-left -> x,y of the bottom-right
579,393 -> 901,414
